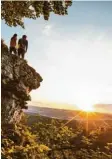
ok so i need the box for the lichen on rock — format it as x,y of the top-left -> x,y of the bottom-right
1,50 -> 43,124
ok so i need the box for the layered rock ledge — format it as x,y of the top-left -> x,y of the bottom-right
1,51 -> 43,124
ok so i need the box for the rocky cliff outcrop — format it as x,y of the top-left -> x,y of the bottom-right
1,50 -> 43,124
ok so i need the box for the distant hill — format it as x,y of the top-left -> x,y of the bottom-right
94,104 -> 112,114
27,101 -> 78,110
24,105 -> 112,121
27,101 -> 112,114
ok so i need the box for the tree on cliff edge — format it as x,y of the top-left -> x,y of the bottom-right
1,1 -> 72,28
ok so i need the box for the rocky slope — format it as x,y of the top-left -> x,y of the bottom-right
1,49 -> 43,124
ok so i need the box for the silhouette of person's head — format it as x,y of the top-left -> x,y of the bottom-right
13,34 -> 17,37
22,35 -> 27,40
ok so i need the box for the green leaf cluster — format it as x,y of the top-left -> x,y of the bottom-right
1,123 -> 50,159
1,1 -> 72,28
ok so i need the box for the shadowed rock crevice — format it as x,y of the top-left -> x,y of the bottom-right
1,50 -> 43,124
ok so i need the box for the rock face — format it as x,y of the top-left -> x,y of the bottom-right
1,51 -> 43,124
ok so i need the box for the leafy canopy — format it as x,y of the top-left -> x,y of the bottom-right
1,1 -> 72,28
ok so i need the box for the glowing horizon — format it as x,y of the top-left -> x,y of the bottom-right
27,100 -> 112,114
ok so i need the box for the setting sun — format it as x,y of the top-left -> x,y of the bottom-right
76,101 -> 95,112
80,105 -> 94,112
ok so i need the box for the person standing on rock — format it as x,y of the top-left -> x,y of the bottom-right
10,34 -> 17,55
18,35 -> 28,59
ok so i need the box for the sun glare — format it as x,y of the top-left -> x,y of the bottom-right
80,105 -> 94,112
77,101 -> 95,112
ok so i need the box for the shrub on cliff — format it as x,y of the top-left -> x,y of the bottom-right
1,123 -> 50,159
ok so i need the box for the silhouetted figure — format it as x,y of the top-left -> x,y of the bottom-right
18,35 -> 28,59
10,34 -> 17,55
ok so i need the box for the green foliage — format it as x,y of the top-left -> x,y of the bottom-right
74,148 -> 112,159
1,1 -> 72,28
26,114 -> 112,159
2,113 -> 112,159
31,117 -> 75,148
1,123 -> 50,159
